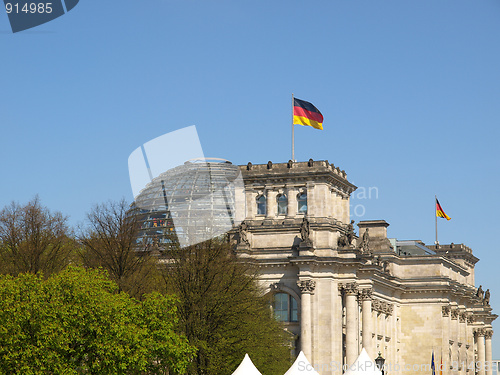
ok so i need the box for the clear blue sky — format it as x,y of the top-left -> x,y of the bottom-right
1,0 -> 499,359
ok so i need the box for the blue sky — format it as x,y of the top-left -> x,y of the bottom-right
1,0 -> 500,359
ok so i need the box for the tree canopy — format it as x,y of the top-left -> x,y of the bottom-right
0,197 -> 76,276
78,199 -> 161,299
0,266 -> 195,375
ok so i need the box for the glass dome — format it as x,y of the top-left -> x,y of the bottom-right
131,158 -> 243,248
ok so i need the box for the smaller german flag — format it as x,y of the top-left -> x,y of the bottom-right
293,98 -> 324,130
436,198 -> 451,220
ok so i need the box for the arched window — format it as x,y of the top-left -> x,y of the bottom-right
297,192 -> 307,214
273,293 -> 298,322
277,194 -> 288,215
256,195 -> 266,215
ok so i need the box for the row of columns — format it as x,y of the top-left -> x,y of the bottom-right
340,283 -> 392,366
475,328 -> 494,375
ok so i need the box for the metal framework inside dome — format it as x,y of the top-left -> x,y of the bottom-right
131,160 -> 242,249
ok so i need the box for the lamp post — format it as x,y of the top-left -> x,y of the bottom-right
375,352 -> 385,375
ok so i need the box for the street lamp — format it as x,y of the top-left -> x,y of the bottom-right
375,352 -> 385,375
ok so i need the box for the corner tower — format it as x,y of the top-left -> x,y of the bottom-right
237,159 -> 357,256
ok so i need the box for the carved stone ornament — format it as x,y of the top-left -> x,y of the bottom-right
269,283 -> 280,291
459,312 -> 467,323
297,280 -> 316,294
474,328 -> 486,337
442,306 -> 451,317
339,282 -> 358,295
485,330 -> 493,339
467,314 -> 475,324
387,304 -> 394,315
359,288 -> 373,301
371,298 -> 394,315
287,160 -> 294,168
338,234 -> 348,248
451,308 -> 459,320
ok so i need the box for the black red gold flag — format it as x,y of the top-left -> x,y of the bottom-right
293,98 -> 324,130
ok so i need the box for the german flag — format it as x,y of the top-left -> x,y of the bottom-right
436,198 -> 451,220
293,98 -> 324,130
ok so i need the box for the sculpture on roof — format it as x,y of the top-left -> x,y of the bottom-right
477,285 -> 484,300
484,289 -> 490,306
346,220 -> 355,246
358,228 -> 370,254
236,221 -> 250,246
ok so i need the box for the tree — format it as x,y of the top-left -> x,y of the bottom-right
163,239 -> 292,375
78,199 -> 161,299
0,266 -> 195,375
0,197 -> 76,276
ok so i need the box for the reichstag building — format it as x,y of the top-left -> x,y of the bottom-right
232,159 -> 496,375
132,158 -> 496,375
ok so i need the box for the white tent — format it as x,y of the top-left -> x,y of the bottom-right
284,351 -> 320,375
343,348 -> 382,375
232,354 -> 263,375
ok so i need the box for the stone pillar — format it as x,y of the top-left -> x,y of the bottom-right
266,190 -> 277,218
287,187 -> 297,217
342,196 -> 350,224
476,329 -> 486,375
360,288 -> 374,359
485,330 -> 493,375
246,190 -> 256,218
343,283 -> 359,366
298,280 -> 316,360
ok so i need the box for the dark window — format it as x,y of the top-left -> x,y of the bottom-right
297,192 -> 307,214
257,195 -> 266,215
273,293 -> 298,322
277,194 -> 288,215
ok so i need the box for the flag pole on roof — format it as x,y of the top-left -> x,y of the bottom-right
435,196 -> 451,245
292,93 -> 295,161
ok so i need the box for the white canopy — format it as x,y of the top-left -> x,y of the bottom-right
232,354 -> 263,375
284,351 -> 320,375
343,348 -> 382,375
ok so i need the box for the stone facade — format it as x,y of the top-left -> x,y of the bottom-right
232,159 -> 497,375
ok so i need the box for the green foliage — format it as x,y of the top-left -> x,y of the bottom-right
0,266 -> 195,375
164,239 -> 292,375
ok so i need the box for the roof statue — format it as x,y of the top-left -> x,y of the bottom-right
284,351 -> 320,375
343,348 -> 382,375
231,354 -> 262,375
477,285 -> 484,299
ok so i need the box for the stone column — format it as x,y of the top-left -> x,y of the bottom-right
298,280 -> 316,360
287,187 -> 297,217
360,288 -> 374,359
343,283 -> 359,366
266,190 -> 277,218
476,329 -> 486,375
342,196 -> 350,224
246,190 -> 256,218
485,330 -> 493,375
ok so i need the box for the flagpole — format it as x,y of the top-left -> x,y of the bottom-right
435,195 -> 439,245
292,93 -> 295,161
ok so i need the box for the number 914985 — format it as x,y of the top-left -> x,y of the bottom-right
5,3 -> 53,14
